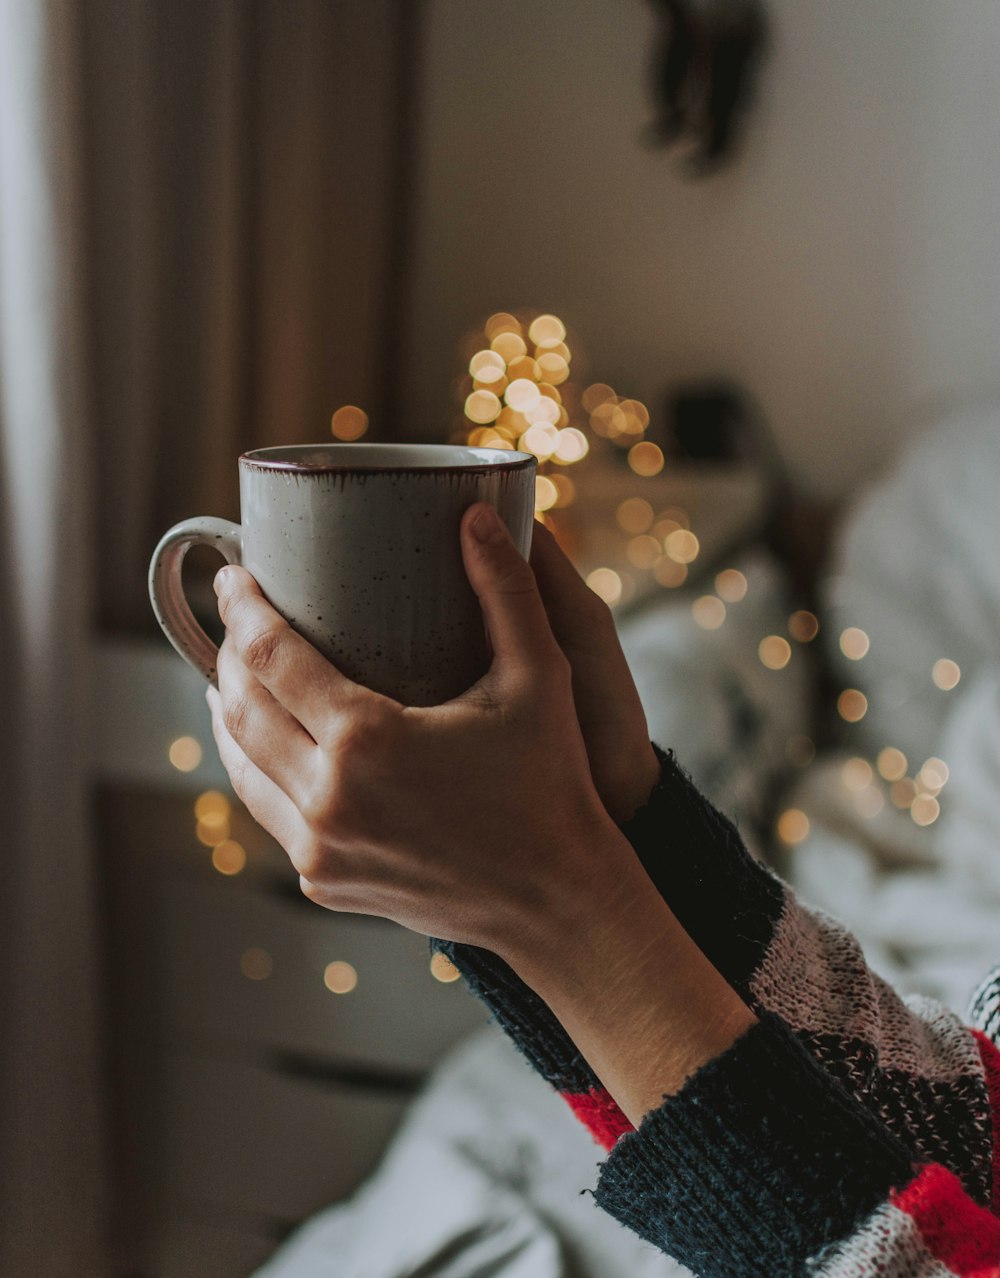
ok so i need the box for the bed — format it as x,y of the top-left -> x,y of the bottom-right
255,401 -> 1000,1277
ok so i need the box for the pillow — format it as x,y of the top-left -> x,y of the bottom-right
823,399 -> 1000,769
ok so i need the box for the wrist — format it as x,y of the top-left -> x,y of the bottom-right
501,849 -> 756,1125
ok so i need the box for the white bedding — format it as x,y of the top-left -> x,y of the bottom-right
255,1027 -> 687,1278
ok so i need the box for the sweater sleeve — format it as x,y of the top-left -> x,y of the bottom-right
434,747 -> 1000,1204
594,1012 -> 1000,1278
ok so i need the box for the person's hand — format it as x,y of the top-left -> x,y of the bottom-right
205,502 -> 648,961
529,522 -> 661,823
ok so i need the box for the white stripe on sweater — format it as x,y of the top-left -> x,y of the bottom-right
808,1201 -> 953,1278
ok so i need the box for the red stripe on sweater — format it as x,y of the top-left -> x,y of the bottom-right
890,1163 -> 1000,1276
562,1088 -> 634,1151
972,1030 -> 1000,1218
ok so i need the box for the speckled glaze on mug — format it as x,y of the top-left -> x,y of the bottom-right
148,444 -> 536,705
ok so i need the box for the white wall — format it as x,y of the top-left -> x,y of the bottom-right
402,0 -> 1000,497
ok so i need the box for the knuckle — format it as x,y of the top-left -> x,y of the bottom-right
492,559 -> 538,599
222,693 -> 253,742
241,623 -> 285,676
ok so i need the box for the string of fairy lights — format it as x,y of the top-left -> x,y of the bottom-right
162,308 -> 965,992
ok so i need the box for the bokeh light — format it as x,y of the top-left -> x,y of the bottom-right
169,736 -> 202,772
664,529 -> 700,564
758,636 -> 792,670
842,757 -> 874,790
240,948 -> 273,981
430,953 -> 462,983
788,611 -> 820,643
324,961 -> 358,994
876,748 -> 908,782
838,689 -> 869,722
330,405 -> 369,441
465,390 -> 502,423
505,378 -> 542,413
211,840 -> 246,875
715,569 -> 748,602
692,596 -> 726,630
840,627 -> 871,660
617,497 -> 654,534
628,441 -> 664,476
527,314 -> 566,348
587,567 -> 622,606
932,658 -> 961,691
910,794 -> 941,826
777,808 -> 811,845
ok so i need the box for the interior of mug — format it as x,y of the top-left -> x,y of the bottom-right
240,444 -> 534,472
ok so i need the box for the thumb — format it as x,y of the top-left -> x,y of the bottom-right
460,503 -> 561,677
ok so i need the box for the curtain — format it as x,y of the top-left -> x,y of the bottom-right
0,1 -> 109,1273
0,1 -> 415,1270
83,0 -> 409,635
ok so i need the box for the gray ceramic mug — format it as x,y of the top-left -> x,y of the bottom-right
148,444 -> 537,705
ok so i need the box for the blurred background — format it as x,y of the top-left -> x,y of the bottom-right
4,1 -> 1000,1275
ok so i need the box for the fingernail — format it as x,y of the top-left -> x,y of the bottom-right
470,504 -> 505,545
214,567 -> 231,597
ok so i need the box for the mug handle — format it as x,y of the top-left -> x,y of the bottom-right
148,517 -> 242,685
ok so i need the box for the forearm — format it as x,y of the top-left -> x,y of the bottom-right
502,846 -> 756,1126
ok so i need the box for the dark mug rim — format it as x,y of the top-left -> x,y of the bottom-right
239,443 -> 536,475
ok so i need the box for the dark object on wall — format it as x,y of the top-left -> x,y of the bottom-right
662,380 -> 766,462
646,0 -> 768,173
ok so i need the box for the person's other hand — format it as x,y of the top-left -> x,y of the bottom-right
530,522 -> 660,823
205,503 -> 646,961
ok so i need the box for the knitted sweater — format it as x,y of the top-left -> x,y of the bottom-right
432,747 -> 1000,1277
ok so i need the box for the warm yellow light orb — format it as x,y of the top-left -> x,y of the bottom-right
525,396 -> 560,426
527,314 -> 567,348
628,441 -> 664,476
715,569 -> 748,603
520,423 -> 559,459
692,596 -> 726,630
840,627 -> 870,660
664,529 -> 700,564
469,349 -> 506,377
626,535 -> 662,570
758,636 -> 792,670
535,352 -> 569,385
910,794 -> 941,826
581,383 -> 616,413
430,952 -> 462,983
552,427 -> 588,464
918,757 -> 950,793
876,747 -> 908,782
490,331 -> 527,363
211,840 -> 246,876
194,790 -> 230,823
586,567 -> 622,606
617,497 -> 654,534
932,658 -> 961,691
330,405 -> 369,441
169,736 -> 202,772
324,961 -> 358,994
788,610 -> 820,643
838,689 -> 869,722
654,558 -> 687,588
842,757 -> 874,791
777,808 -> 811,846
485,312 -> 522,341
534,475 -> 559,512
465,390 -> 502,423
505,378 -> 542,413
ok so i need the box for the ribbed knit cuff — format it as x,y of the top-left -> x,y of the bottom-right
429,937 -> 595,1091
595,1013 -> 917,1278
619,744 -> 786,996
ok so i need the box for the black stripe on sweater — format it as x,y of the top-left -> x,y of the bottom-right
594,1014 -> 917,1278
